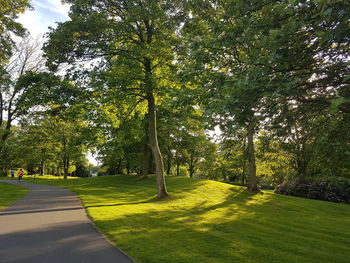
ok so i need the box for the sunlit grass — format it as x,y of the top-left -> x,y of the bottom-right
0,182 -> 29,210
0,174 -> 78,180
24,174 -> 78,180
27,175 -> 350,263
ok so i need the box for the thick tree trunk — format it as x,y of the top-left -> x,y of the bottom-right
246,118 -> 261,193
147,91 -> 168,198
144,55 -> 168,198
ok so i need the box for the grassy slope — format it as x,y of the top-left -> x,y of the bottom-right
0,182 -> 29,210
27,175 -> 350,263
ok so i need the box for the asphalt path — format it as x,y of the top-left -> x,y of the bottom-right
0,180 -> 136,263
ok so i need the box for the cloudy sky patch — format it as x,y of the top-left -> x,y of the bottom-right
17,0 -> 70,36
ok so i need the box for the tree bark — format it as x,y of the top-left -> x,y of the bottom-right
40,160 -> 44,175
246,117 -> 261,193
126,161 -> 130,175
144,56 -> 168,198
166,156 -> 171,176
63,156 -> 69,179
0,119 -> 12,154
142,118 -> 150,177
147,91 -> 168,198
116,159 -> 122,174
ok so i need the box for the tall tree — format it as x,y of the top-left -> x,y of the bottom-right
181,0 -> 349,190
0,36 -> 46,171
0,0 -> 30,65
44,0 -> 187,198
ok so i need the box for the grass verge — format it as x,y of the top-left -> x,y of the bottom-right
24,175 -> 350,263
0,182 -> 29,210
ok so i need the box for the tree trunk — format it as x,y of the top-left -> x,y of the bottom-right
241,158 -> 247,185
40,160 -> 44,175
116,159 -> 122,174
296,157 -> 308,182
0,120 -> 12,155
295,140 -> 309,182
142,118 -> 150,177
142,146 -> 151,177
126,160 -> 130,175
144,56 -> 168,198
246,117 -> 261,193
63,155 -> 69,179
176,162 -> 180,176
147,91 -> 168,198
148,149 -> 155,174
166,157 -> 171,176
188,155 -> 194,178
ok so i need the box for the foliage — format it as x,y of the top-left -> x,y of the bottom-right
0,0 -> 30,65
5,111 -> 90,177
43,0 -> 191,198
275,177 -> 350,204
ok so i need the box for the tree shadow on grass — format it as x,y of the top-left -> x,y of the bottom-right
91,188 -> 350,263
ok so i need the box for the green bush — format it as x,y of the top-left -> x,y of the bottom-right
275,177 -> 350,203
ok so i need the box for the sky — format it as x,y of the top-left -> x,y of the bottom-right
17,0 -> 70,36
17,1 -> 98,166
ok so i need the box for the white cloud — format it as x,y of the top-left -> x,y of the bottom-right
17,8 -> 46,36
40,0 -> 70,19
17,0 -> 70,36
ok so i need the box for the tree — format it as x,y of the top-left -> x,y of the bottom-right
0,36 -> 46,172
15,115 -> 56,175
36,115 -> 88,179
0,0 -> 30,65
181,0 -> 349,190
44,0 -> 187,198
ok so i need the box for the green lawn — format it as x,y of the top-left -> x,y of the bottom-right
24,175 -> 350,263
0,182 -> 29,210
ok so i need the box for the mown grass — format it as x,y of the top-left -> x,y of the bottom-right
0,182 -> 29,210
24,175 -> 350,263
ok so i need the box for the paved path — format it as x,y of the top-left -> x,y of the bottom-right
0,181 -> 135,263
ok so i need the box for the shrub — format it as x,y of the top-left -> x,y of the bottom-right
275,177 -> 350,203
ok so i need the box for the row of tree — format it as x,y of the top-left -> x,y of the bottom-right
1,0 -> 349,198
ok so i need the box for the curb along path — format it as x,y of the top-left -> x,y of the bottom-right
0,181 -> 135,263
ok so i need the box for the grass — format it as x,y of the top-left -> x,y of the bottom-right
0,182 -> 29,210
16,175 -> 350,262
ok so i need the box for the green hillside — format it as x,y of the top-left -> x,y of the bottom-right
28,175 -> 350,263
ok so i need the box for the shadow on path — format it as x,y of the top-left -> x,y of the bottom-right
0,180 -> 135,263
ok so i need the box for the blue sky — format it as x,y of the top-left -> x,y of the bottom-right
17,0 -> 70,36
